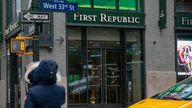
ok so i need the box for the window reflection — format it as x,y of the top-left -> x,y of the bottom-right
119,0 -> 136,11
153,77 -> 192,100
16,0 -> 21,18
176,0 -> 192,12
94,0 -> 116,9
68,28 -> 87,103
67,0 -> 91,8
126,30 -> 143,104
66,0 -> 141,11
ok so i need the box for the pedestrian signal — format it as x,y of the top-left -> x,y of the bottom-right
11,38 -> 26,54
10,36 -> 33,55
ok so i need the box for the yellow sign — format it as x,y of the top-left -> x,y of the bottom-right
15,36 -> 33,40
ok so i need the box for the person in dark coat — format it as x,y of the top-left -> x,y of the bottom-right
24,59 -> 65,108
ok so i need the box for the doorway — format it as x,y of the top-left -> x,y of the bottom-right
86,28 -> 122,107
67,27 -> 144,108
88,48 -> 121,105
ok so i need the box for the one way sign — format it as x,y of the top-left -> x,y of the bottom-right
20,11 -> 50,23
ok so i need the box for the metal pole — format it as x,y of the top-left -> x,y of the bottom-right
17,55 -> 22,108
14,84 -> 18,108
33,22 -> 39,61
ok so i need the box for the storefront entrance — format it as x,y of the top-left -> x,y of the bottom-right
88,49 -> 121,105
68,27 -> 144,108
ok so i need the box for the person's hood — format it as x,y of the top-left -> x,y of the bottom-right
25,60 -> 61,86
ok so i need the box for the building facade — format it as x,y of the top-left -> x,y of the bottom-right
0,0 -> 192,108
66,1 -> 145,108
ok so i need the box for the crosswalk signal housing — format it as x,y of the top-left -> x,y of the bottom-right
11,38 -> 26,54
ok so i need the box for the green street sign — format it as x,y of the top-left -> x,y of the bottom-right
159,0 -> 167,29
67,9 -> 145,28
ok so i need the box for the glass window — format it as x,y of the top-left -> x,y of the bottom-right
16,0 -> 21,18
94,0 -> 116,9
68,28 -> 87,103
176,0 -> 192,12
153,77 -> 192,100
119,0 -> 136,10
67,0 -> 91,8
126,30 -> 144,104
67,0 -> 142,11
87,28 -> 120,48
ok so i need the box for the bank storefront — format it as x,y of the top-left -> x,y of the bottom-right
66,7 -> 145,108
175,0 -> 192,82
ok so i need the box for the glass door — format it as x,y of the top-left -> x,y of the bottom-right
88,49 -> 121,104
105,49 -> 121,104
88,49 -> 102,104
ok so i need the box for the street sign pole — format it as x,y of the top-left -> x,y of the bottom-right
33,22 -> 40,62
17,54 -> 22,108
